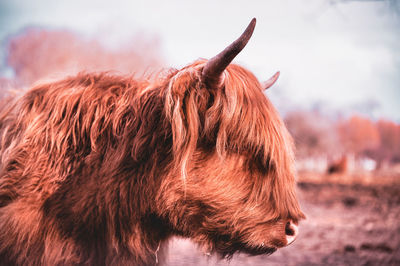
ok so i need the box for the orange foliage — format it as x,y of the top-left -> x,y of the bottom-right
6,27 -> 165,86
286,111 -> 400,165
374,119 -> 400,163
338,115 -> 380,155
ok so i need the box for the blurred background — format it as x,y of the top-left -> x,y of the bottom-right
1,0 -> 399,265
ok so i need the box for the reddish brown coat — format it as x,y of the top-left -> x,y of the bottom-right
0,60 -> 304,265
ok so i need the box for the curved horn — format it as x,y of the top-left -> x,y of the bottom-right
263,71 -> 280,90
201,18 -> 256,88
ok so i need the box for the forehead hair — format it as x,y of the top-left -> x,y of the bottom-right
164,59 -> 295,181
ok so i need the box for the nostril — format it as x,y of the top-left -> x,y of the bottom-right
285,221 -> 295,236
285,221 -> 299,245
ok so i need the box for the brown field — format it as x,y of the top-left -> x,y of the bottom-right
165,172 -> 400,266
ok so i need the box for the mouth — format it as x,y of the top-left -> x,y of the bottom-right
213,240 -> 277,258
241,242 -> 277,256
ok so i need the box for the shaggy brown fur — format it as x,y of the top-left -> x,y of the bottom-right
0,59 -> 305,265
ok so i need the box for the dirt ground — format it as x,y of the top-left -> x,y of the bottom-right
165,173 -> 400,266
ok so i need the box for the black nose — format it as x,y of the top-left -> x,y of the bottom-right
285,221 -> 295,236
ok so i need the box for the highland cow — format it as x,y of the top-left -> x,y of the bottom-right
327,155 -> 348,174
0,18 -> 305,265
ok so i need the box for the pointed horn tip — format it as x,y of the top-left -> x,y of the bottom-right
246,18 -> 257,35
264,71 -> 280,91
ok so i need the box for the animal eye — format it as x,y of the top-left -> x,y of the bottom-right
245,152 -> 273,175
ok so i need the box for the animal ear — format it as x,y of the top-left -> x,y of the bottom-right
263,71 -> 280,91
201,18 -> 256,89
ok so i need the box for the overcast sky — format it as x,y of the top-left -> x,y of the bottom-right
0,0 -> 399,121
